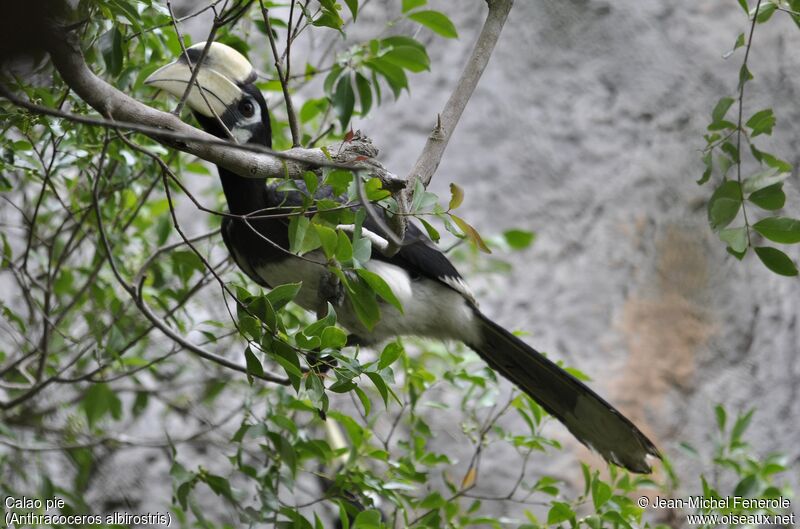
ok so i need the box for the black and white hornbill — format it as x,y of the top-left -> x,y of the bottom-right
145,42 -> 660,473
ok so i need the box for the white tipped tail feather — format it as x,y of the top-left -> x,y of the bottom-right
468,312 -> 660,473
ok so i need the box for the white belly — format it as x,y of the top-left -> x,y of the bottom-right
254,255 -> 480,345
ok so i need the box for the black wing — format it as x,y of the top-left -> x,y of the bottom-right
262,181 -> 471,299
221,216 -> 273,288
366,218 -> 468,293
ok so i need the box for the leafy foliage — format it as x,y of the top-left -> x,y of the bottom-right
699,0 -> 800,273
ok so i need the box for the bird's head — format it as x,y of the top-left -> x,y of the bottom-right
145,42 -> 271,146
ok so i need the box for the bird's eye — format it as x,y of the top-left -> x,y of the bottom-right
240,100 -> 255,118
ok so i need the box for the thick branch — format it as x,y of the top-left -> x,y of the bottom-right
379,0 -> 513,256
35,29 -> 404,191
405,0 -> 514,190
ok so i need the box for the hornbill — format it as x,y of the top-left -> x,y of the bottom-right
145,42 -> 661,473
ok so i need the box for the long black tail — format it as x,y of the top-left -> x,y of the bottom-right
469,311 -> 660,473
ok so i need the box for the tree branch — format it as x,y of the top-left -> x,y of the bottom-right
261,0 -> 301,147
385,0 -> 514,255
406,0 -> 514,190
22,28 -> 404,192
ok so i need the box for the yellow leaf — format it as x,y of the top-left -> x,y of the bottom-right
448,182 -> 464,210
451,214 -> 491,254
461,466 -> 477,489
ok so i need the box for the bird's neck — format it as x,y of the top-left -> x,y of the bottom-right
218,167 -> 268,215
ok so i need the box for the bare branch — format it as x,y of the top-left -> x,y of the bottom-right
406,0 -> 514,190
381,0 -> 514,256
14,30 -> 404,191
261,0 -> 301,147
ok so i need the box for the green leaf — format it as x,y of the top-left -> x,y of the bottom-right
402,0 -> 426,12
698,151 -> 713,185
758,151 -> 793,173
381,36 -> 428,53
335,230 -> 354,263
303,170 -> 319,196
721,141 -> 739,163
451,214 -> 491,253
711,96 -> 735,124
737,0 -> 748,13
366,59 -> 408,98
364,177 -> 390,200
745,108 -> 775,137
719,226 -> 747,253
288,215 -> 310,253
109,0 -> 144,32
239,315 -> 261,341
356,269 -> 404,313
265,282 -> 303,311
748,183 -> 785,211
321,326 -> 347,349
383,46 -> 430,73
754,246 -> 798,276
83,383 -> 122,427
734,32 -> 746,48
503,229 -> 535,250
333,74 -> 355,129
300,97 -> 329,122
273,341 -> 303,388
103,27 -> 124,77
547,502 -> 575,525
742,167 -> 788,194
337,271 -> 380,330
338,501 -> 351,529
313,9 -> 344,30
448,183 -> 464,210
407,10 -> 459,38
365,372 -> 389,406
727,246 -> 747,260
203,473 -> 235,502
734,474 -> 759,497
324,169 -> 354,196
344,0 -> 358,21
591,478 -> 612,511
738,63 -> 753,91
353,509 -> 382,528
248,295 -> 276,331
378,341 -> 403,369
731,408 -> 754,442
419,218 -> 440,242
723,32 -> 746,58
355,73 -> 372,115
244,346 -> 264,381
753,217 -> 800,244
354,386 -> 371,416
754,1 -> 776,22
315,224 -> 339,259
714,404 -> 727,432
707,180 -> 742,231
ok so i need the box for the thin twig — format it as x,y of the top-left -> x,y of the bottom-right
126,0 -> 228,41
735,0 -> 762,248
261,0 -> 301,147
167,2 -> 234,140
